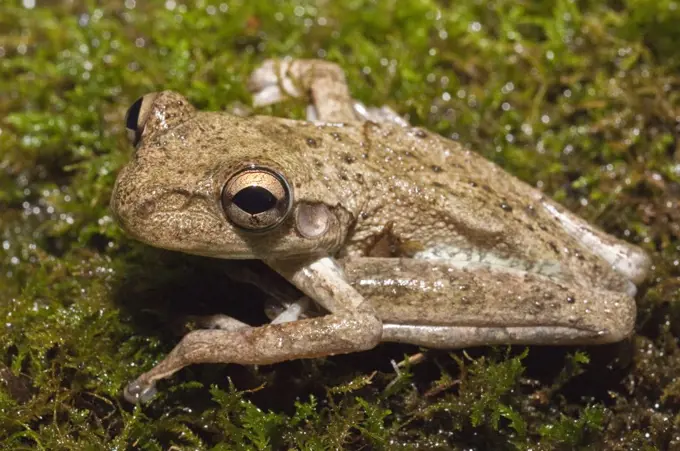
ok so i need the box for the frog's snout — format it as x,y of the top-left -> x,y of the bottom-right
110,166 -> 159,240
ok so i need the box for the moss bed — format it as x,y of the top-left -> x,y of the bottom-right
1,1 -> 680,449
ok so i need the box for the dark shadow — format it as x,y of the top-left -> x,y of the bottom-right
112,248 -> 635,414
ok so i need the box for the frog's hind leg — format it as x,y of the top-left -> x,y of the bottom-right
248,58 -> 357,122
342,257 -> 637,348
540,200 -> 651,285
381,323 -> 616,349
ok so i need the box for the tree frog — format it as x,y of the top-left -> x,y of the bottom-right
111,59 -> 651,403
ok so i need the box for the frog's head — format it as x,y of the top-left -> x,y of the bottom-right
111,91 -> 351,260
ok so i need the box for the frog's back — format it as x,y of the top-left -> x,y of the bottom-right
316,120 -> 649,293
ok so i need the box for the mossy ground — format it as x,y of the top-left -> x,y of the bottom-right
1,0 -> 680,449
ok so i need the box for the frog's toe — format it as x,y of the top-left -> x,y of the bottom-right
123,380 -> 158,404
268,297 -> 313,324
250,84 -> 285,107
248,59 -> 302,106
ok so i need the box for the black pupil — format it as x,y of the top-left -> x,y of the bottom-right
233,186 -> 277,214
126,97 -> 143,131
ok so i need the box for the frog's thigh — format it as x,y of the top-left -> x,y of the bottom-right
342,257 -> 636,348
248,58 -> 356,122
124,312 -> 381,403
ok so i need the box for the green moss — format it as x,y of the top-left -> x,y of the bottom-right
1,0 -> 679,448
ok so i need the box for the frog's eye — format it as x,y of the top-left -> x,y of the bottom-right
222,167 -> 293,231
124,93 -> 158,146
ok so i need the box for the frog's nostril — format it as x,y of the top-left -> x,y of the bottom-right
137,198 -> 157,218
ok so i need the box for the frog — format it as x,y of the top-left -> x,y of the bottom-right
111,58 -> 651,403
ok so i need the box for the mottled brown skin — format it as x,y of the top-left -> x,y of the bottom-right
111,58 -> 650,403
342,259 -> 635,347
112,95 -> 643,291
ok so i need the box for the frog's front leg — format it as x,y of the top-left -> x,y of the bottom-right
220,260 -> 319,324
185,298 -> 315,336
124,257 -> 382,403
248,58 -> 410,126
248,58 -> 356,123
266,296 -> 320,324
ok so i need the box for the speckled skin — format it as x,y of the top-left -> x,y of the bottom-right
112,93 -> 642,288
111,58 -> 650,403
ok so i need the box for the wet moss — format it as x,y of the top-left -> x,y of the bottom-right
1,0 -> 679,449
